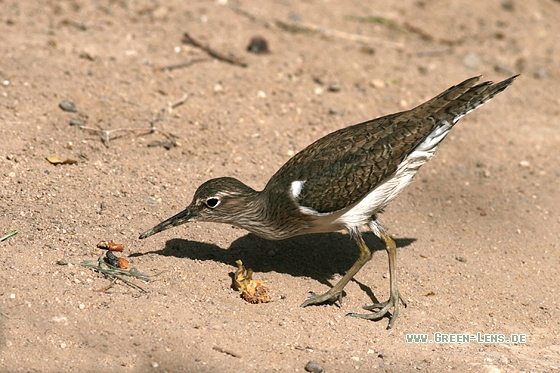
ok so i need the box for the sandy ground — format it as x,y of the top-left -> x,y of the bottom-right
1,0 -> 560,372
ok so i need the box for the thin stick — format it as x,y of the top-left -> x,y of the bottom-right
72,94 -> 188,146
182,32 -> 247,68
81,260 -> 152,282
153,58 -> 210,72
150,94 -> 189,130
275,20 -> 404,47
403,22 -> 463,46
415,48 -> 453,57
230,6 -> 259,22
0,230 -> 18,242
80,258 -> 163,293
93,277 -> 117,293
212,346 -> 241,358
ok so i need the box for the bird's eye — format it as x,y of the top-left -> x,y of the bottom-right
205,197 -> 220,208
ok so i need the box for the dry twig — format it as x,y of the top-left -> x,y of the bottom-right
182,32 -> 248,67
0,230 -> 18,242
402,22 -> 464,46
275,19 -> 403,47
93,278 -> 117,293
212,346 -> 241,358
72,94 -> 188,146
153,57 -> 210,72
80,253 -> 161,293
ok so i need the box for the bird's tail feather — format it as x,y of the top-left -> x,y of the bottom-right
411,75 -> 518,155
434,75 -> 519,124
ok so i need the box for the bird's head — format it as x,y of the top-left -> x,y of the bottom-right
139,177 -> 260,239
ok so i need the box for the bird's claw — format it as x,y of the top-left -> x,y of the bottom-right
346,291 -> 406,329
300,289 -> 343,307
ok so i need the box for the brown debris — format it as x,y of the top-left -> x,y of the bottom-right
96,240 -> 124,252
232,260 -> 270,304
117,257 -> 129,269
46,156 -> 78,165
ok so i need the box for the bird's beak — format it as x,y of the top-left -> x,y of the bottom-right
139,208 -> 196,239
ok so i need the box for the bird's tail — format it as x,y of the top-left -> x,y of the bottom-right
410,75 -> 518,155
430,75 -> 519,125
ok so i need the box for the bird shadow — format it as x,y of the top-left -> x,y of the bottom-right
136,231 -> 415,293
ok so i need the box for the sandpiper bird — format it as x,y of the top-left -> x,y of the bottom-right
140,75 -> 517,328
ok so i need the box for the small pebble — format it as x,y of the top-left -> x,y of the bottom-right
105,251 -> 119,267
70,119 -> 84,127
501,1 -> 514,11
463,53 -> 481,68
147,140 -> 175,150
59,100 -> 77,112
305,360 -> 324,373
533,68 -> 548,79
483,365 -> 501,373
247,36 -> 269,54
370,79 -> 385,88
327,82 -> 341,92
360,46 -> 375,55
456,256 -> 467,263
213,83 -> 224,92
288,12 -> 302,21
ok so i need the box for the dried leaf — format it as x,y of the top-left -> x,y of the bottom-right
232,260 -> 270,303
46,156 -> 62,164
242,280 -> 270,304
97,240 -> 124,252
117,257 -> 129,269
46,156 -> 77,165
232,260 -> 253,291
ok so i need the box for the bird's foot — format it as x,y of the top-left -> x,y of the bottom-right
346,291 -> 407,329
300,289 -> 343,307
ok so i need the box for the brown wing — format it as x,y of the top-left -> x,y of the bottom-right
265,75 -> 517,213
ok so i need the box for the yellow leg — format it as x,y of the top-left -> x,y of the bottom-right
348,221 -> 407,329
301,227 -> 372,307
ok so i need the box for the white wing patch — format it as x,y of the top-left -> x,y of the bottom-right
290,179 -> 337,218
290,180 -> 306,199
